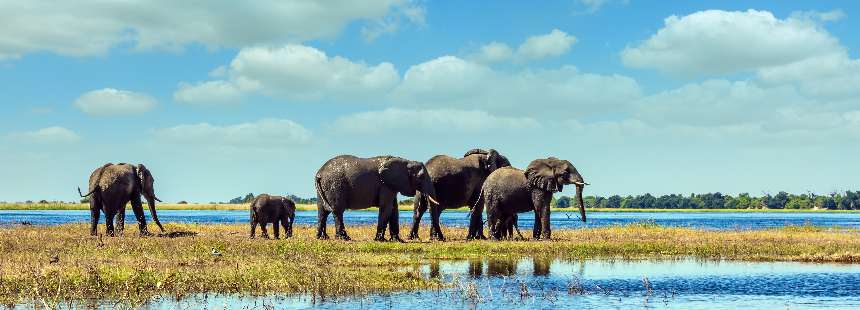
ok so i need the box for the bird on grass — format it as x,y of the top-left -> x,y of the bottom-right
210,247 -> 222,257
49,254 -> 59,264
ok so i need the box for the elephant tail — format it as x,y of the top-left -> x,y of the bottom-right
78,187 -> 97,198
315,176 -> 332,211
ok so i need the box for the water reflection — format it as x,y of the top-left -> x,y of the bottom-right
129,258 -> 860,309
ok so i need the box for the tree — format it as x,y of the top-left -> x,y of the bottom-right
605,195 -> 622,208
556,196 -> 571,208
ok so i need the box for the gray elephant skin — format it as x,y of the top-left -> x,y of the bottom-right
249,194 -> 296,239
315,155 -> 439,241
408,148 -> 510,241
78,163 -> 164,236
470,157 -> 587,240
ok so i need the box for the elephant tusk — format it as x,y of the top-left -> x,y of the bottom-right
573,181 -> 589,186
154,196 -> 163,203
427,195 -> 440,205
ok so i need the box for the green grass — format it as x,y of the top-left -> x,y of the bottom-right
2,223 -> 860,306
3,203 -> 857,213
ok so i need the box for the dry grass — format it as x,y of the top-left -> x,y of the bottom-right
1,223 -> 860,305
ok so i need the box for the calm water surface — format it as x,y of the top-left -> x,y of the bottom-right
3,209 -> 860,230
142,258 -> 860,309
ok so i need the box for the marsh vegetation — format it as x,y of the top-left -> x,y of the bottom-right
2,223 -> 859,306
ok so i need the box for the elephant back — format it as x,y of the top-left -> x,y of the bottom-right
92,163 -> 136,191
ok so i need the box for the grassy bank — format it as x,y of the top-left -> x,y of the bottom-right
3,203 -> 859,213
2,223 -> 860,305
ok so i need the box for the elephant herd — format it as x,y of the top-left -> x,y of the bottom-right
79,149 -> 588,241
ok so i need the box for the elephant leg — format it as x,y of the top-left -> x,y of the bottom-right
429,204 -> 445,241
408,193 -> 427,240
105,210 -> 117,237
130,195 -> 149,236
272,220 -> 280,239
540,205 -> 552,240
468,201 -> 486,240
116,207 -> 125,236
533,211 -> 542,240
316,207 -> 331,240
287,213 -> 294,238
89,198 -> 101,236
250,219 -> 257,239
334,210 -> 351,241
388,199 -> 403,242
282,216 -> 292,239
375,206 -> 393,242
260,222 -> 270,239
487,212 -> 499,240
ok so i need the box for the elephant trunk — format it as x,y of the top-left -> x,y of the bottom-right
575,184 -> 586,223
145,195 -> 165,232
420,176 -> 440,206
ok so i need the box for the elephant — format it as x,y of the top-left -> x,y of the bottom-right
249,194 -> 296,239
315,155 -> 439,242
78,163 -> 164,236
408,148 -> 510,241
469,157 -> 587,240
497,213 -> 524,240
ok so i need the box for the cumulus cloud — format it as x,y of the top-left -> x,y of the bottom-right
361,1 -> 426,42
621,9 -> 843,76
73,88 -> 158,116
472,29 -> 577,63
393,56 -> 641,119
0,0 -> 409,60
174,45 -> 399,104
152,119 -> 312,148
329,108 -> 540,134
6,126 -> 81,143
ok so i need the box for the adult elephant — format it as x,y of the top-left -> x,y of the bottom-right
315,155 -> 439,242
470,157 -> 587,240
78,163 -> 165,236
408,148 -> 510,241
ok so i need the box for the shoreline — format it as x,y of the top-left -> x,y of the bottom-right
2,203 -> 858,213
1,223 -> 859,304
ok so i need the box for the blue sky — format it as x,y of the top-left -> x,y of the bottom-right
1,0 -> 859,202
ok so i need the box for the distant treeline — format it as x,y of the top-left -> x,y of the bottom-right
224,193 -> 317,205
554,191 -> 860,210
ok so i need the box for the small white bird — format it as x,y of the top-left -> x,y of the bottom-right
210,247 -> 222,257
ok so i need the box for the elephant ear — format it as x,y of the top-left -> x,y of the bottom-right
379,157 -> 412,195
525,158 -> 563,193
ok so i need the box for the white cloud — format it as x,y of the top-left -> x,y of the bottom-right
73,88 -> 158,116
174,45 -> 399,104
174,81 -> 244,105
517,29 -> 578,61
621,9 -> 843,76
153,119 -> 312,148
757,53 -> 860,99
472,29 -> 577,63
0,0 -> 408,60
6,127 -> 81,143
361,1 -> 426,42
393,56 -> 641,119
472,42 -> 514,63
329,108 -> 540,134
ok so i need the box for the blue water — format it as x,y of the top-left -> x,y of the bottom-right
143,259 -> 860,309
3,209 -> 860,230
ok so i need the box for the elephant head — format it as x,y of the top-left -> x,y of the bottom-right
379,157 -> 439,204
136,164 -> 164,232
464,148 -> 511,174
525,157 -> 588,222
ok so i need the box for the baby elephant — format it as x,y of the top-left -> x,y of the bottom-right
249,194 -> 296,239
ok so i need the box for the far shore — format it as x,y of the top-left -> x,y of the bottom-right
1,203 -> 859,213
